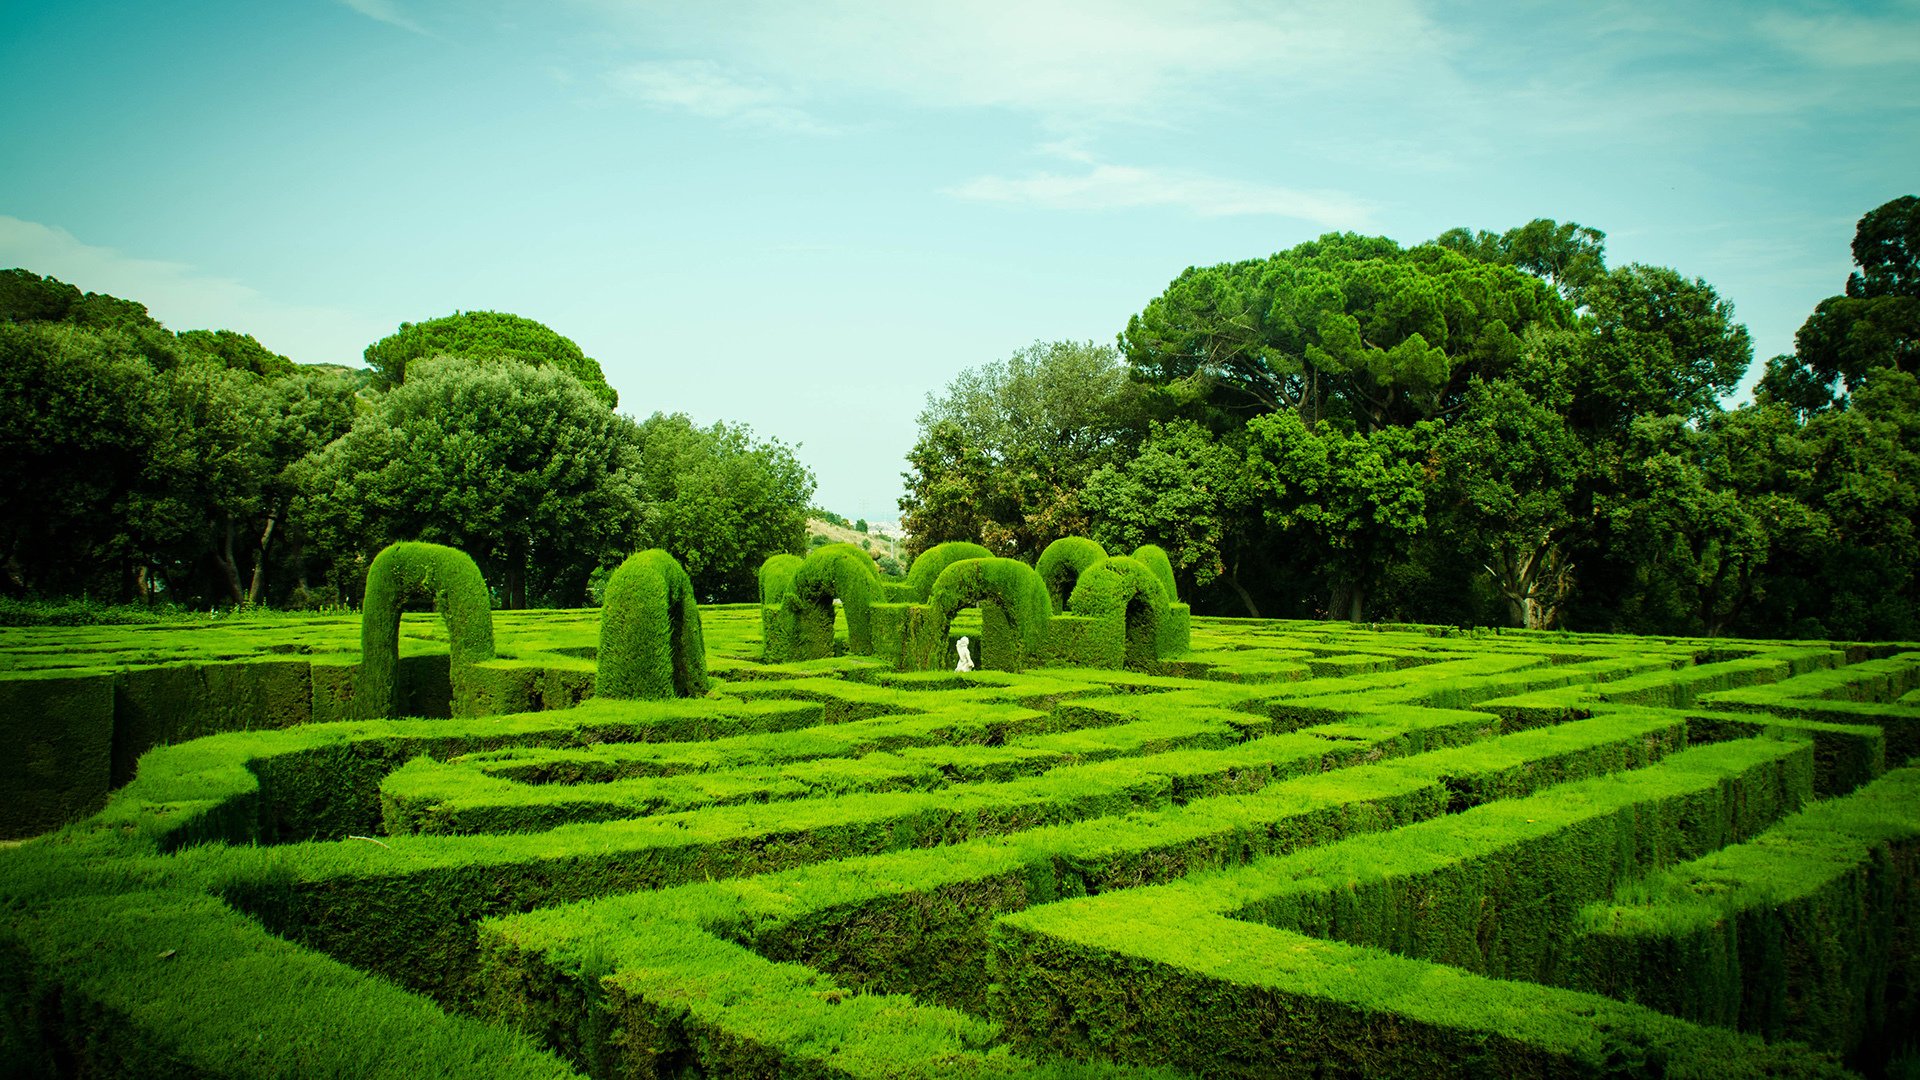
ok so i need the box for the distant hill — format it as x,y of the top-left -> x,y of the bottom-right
805,517 -> 907,574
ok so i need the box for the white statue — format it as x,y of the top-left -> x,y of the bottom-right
955,635 -> 974,672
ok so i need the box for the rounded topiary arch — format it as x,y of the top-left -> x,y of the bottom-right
1035,537 -> 1107,614
789,543 -> 884,657
1129,543 -> 1180,605
759,553 -> 803,606
758,553 -> 805,660
358,541 -> 495,719
1068,555 -> 1171,669
597,549 -> 708,700
903,541 -> 994,602
920,557 -> 1052,672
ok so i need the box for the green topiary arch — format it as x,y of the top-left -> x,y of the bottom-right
1128,544 -> 1179,605
919,557 -> 1052,672
902,541 -> 994,602
1035,537 -> 1107,614
758,553 -> 805,661
788,543 -> 884,659
358,542 -> 495,719
597,550 -> 708,700
1068,556 -> 1171,669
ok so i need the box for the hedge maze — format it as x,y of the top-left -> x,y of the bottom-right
3,540 -> 1918,1078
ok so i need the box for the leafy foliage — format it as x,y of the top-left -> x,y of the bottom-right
357,541 -> 496,719
900,340 -> 1136,560
628,414 -> 813,603
596,549 -> 708,700
300,356 -> 644,609
1760,196 -> 1920,414
363,310 -> 618,408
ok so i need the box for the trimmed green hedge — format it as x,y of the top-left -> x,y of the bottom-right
902,541 -> 993,602
596,550 -> 709,700
757,554 -> 804,662
788,543 -> 884,658
6,611 -> 1918,1076
0,672 -> 115,839
990,742 -> 1841,1080
358,542 -> 496,719
923,558 -> 1053,672
1066,556 -> 1170,669
1129,543 -> 1178,604
1573,765 -> 1920,1058
1035,537 -> 1106,614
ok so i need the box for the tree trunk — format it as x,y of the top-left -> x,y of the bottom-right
213,516 -> 245,606
247,503 -> 281,606
1487,541 -> 1568,631
505,547 -> 526,610
1347,584 -> 1366,623
1221,570 -> 1261,619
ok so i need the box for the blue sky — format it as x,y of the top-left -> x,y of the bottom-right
3,1 -> 1916,523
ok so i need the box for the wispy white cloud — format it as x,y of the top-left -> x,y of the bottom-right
337,0 -> 430,36
583,0 -> 1452,127
0,217 -> 380,366
1757,8 -> 1920,67
945,158 -> 1371,227
606,59 -> 832,133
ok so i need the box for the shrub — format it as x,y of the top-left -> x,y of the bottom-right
1129,544 -> 1179,604
758,553 -> 805,662
790,544 -> 884,657
1035,537 -> 1107,614
596,550 -> 708,700
903,542 -> 994,602
924,558 -> 1052,672
358,542 -> 495,719
1067,556 -> 1170,668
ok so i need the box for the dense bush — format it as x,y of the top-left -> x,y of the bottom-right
358,542 -> 495,719
596,550 -> 707,700
924,557 -> 1052,671
903,541 -> 994,603
789,543 -> 884,656
1035,537 -> 1106,614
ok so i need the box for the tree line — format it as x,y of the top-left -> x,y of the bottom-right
900,198 -> 1920,640
0,281 -> 814,610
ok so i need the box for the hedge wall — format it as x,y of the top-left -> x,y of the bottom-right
358,542 -> 496,719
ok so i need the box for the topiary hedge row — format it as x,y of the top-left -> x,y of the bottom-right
761,537 -> 1192,673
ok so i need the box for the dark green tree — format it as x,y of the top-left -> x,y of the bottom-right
629,413 -> 815,603
1759,195 -> 1920,414
300,356 -> 642,608
1120,234 -> 1568,432
1571,264 -> 1752,433
899,340 -> 1137,560
177,328 -> 296,377
1791,370 -> 1920,637
1433,375 -> 1586,628
1081,420 -> 1258,613
1243,411 -> 1435,622
1,267 -> 181,368
0,322 -> 156,597
1433,218 -> 1608,302
363,310 -> 619,408
243,367 -> 361,603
